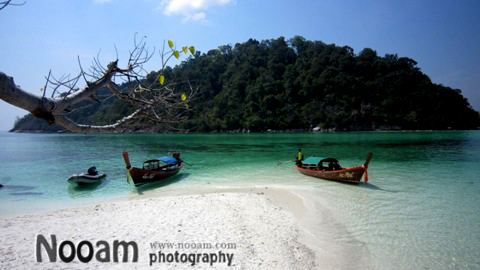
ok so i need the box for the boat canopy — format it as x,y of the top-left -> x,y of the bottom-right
145,156 -> 178,164
303,157 -> 339,165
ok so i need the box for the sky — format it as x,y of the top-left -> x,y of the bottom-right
1,0 -> 479,131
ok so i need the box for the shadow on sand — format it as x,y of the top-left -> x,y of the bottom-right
359,182 -> 398,193
135,173 -> 190,195
318,178 -> 399,193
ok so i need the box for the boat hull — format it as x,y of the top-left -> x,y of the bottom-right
68,173 -> 106,184
295,165 -> 366,184
129,165 -> 182,187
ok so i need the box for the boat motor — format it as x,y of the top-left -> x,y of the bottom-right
87,166 -> 97,175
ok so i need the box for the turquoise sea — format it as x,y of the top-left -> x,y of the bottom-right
1,131 -> 479,269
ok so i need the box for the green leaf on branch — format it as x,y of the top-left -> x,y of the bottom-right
173,50 -> 180,59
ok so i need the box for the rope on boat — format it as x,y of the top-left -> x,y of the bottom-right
364,166 -> 368,183
363,152 -> 373,183
122,151 -> 132,184
126,168 -> 131,184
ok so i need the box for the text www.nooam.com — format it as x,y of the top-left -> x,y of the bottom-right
149,241 -> 236,266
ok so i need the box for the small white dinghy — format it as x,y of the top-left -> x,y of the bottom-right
68,166 -> 106,185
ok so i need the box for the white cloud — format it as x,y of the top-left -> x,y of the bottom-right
190,12 -> 206,21
161,0 -> 233,22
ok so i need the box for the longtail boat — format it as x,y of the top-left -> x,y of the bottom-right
122,151 -> 183,187
296,152 -> 373,184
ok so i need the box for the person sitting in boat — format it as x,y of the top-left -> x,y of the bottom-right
87,166 -> 98,175
172,152 -> 183,166
332,161 -> 342,171
327,162 -> 335,171
317,162 -> 325,171
326,161 -> 342,171
295,149 -> 304,166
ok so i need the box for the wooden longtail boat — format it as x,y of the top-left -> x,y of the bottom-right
122,151 -> 183,187
296,152 -> 373,184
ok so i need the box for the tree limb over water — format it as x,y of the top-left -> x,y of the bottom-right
0,36 -> 196,133
0,0 -> 26,11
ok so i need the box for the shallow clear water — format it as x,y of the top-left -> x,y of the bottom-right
0,131 -> 479,268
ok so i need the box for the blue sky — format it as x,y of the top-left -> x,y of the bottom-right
1,0 -> 479,131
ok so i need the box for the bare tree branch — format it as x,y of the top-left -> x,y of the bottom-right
0,0 -> 25,11
0,37 -> 197,133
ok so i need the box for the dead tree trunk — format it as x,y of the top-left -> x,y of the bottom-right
0,62 -> 140,133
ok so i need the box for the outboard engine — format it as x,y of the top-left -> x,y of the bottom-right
87,166 -> 97,175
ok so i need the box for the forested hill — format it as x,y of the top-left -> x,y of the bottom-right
11,36 -> 480,132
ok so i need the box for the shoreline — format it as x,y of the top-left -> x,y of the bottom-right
6,127 -> 480,134
1,184 -> 323,269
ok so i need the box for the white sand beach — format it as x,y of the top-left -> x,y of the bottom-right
0,185 -> 332,269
